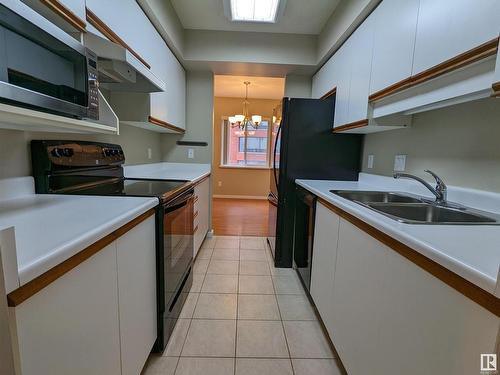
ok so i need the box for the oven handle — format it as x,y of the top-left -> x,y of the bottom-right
165,190 -> 194,211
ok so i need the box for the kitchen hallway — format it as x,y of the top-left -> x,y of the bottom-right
212,198 -> 270,237
142,235 -> 345,375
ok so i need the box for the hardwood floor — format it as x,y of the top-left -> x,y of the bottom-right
212,198 -> 269,236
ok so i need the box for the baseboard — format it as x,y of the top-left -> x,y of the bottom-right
213,194 -> 268,200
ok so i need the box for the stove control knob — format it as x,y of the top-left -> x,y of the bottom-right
51,148 -> 62,158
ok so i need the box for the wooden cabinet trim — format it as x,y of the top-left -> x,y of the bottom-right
332,119 -> 369,133
148,116 -> 185,134
369,37 -> 500,102
492,82 -> 500,97
317,198 -> 500,317
7,209 -> 155,307
85,8 -> 151,69
40,0 -> 86,32
320,87 -> 337,100
193,175 -> 210,186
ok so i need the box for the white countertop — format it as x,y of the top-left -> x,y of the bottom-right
296,173 -> 500,296
0,178 -> 157,290
124,162 -> 211,183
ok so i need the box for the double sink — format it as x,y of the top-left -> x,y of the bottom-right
330,190 -> 500,225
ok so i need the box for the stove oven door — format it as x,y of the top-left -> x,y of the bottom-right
157,189 -> 194,351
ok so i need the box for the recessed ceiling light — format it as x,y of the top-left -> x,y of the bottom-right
225,0 -> 285,23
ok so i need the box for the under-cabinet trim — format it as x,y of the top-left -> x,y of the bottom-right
40,0 -> 86,32
332,119 -> 369,133
369,37 -> 500,102
7,209 -> 155,307
85,8 -> 151,69
320,87 -> 337,100
492,82 -> 500,97
317,198 -> 500,317
148,116 -> 186,134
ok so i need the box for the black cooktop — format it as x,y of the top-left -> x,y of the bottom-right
69,178 -> 189,202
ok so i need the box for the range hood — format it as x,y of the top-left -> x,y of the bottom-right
83,32 -> 166,93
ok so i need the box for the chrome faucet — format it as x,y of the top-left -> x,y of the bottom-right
393,170 -> 447,204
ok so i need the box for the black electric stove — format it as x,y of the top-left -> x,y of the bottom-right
31,140 -> 194,353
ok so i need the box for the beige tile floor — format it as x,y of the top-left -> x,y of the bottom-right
142,236 -> 346,375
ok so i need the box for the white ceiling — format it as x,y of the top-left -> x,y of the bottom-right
214,75 -> 285,99
171,0 -> 340,35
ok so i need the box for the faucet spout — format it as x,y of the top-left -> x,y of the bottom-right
393,170 -> 447,204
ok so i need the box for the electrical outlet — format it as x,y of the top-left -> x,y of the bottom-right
188,148 -> 194,159
218,181 -> 222,187
147,148 -> 152,159
394,154 -> 407,172
367,154 -> 374,169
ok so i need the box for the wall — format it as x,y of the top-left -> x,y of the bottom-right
161,71 -> 214,164
212,97 -> 280,198
0,124 -> 162,179
361,98 -> 500,192
284,75 -> 312,98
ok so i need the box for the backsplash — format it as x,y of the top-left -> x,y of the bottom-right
362,98 -> 500,192
0,124 -> 163,179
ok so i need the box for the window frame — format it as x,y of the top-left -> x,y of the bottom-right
220,116 -> 273,169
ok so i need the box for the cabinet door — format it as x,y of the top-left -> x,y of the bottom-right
85,0 -> 154,66
345,13 -> 374,123
331,218 -> 386,375
116,216 -> 157,375
309,202 -> 340,338
412,0 -> 500,75
332,44 -> 351,128
194,178 -> 210,256
370,0 -> 419,95
312,49 -> 339,100
494,39 -> 500,87
14,244 -> 121,375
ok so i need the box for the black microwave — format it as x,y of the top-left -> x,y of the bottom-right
0,0 -> 99,120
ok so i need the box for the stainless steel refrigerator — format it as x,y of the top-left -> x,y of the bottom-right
267,96 -> 362,268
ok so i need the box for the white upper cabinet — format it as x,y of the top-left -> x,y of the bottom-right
412,0 -> 500,75
59,0 -> 85,20
86,0 -> 186,131
369,0 -> 420,95
332,44 -> 351,128
343,13 -> 374,125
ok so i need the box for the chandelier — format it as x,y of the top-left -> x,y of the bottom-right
229,81 -> 262,136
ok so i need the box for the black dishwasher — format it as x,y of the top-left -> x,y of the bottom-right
293,186 -> 317,292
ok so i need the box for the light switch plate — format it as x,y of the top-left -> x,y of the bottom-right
147,148 -> 152,159
188,148 -> 194,159
367,154 -> 374,169
394,154 -> 407,172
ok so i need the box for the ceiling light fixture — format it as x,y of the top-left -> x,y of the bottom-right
225,0 -> 286,23
229,81 -> 262,134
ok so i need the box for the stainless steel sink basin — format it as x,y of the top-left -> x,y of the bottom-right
330,189 -> 500,225
366,203 -> 498,225
330,190 -> 423,204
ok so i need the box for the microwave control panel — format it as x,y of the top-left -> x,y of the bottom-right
86,49 -> 99,120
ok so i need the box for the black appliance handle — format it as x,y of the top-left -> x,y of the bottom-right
165,190 -> 194,211
272,123 -> 281,192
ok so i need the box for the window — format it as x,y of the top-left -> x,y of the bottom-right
222,119 -> 271,167
229,0 -> 281,23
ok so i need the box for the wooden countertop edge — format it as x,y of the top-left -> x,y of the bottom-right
317,197 -> 500,317
492,82 -> 500,97
192,174 -> 210,186
40,0 -> 86,33
7,208 -> 155,307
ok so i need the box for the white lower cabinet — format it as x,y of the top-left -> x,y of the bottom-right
12,243 -> 122,375
309,202 -> 340,338
10,216 -> 157,375
311,206 -> 499,375
116,216 -> 157,375
194,177 -> 210,257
